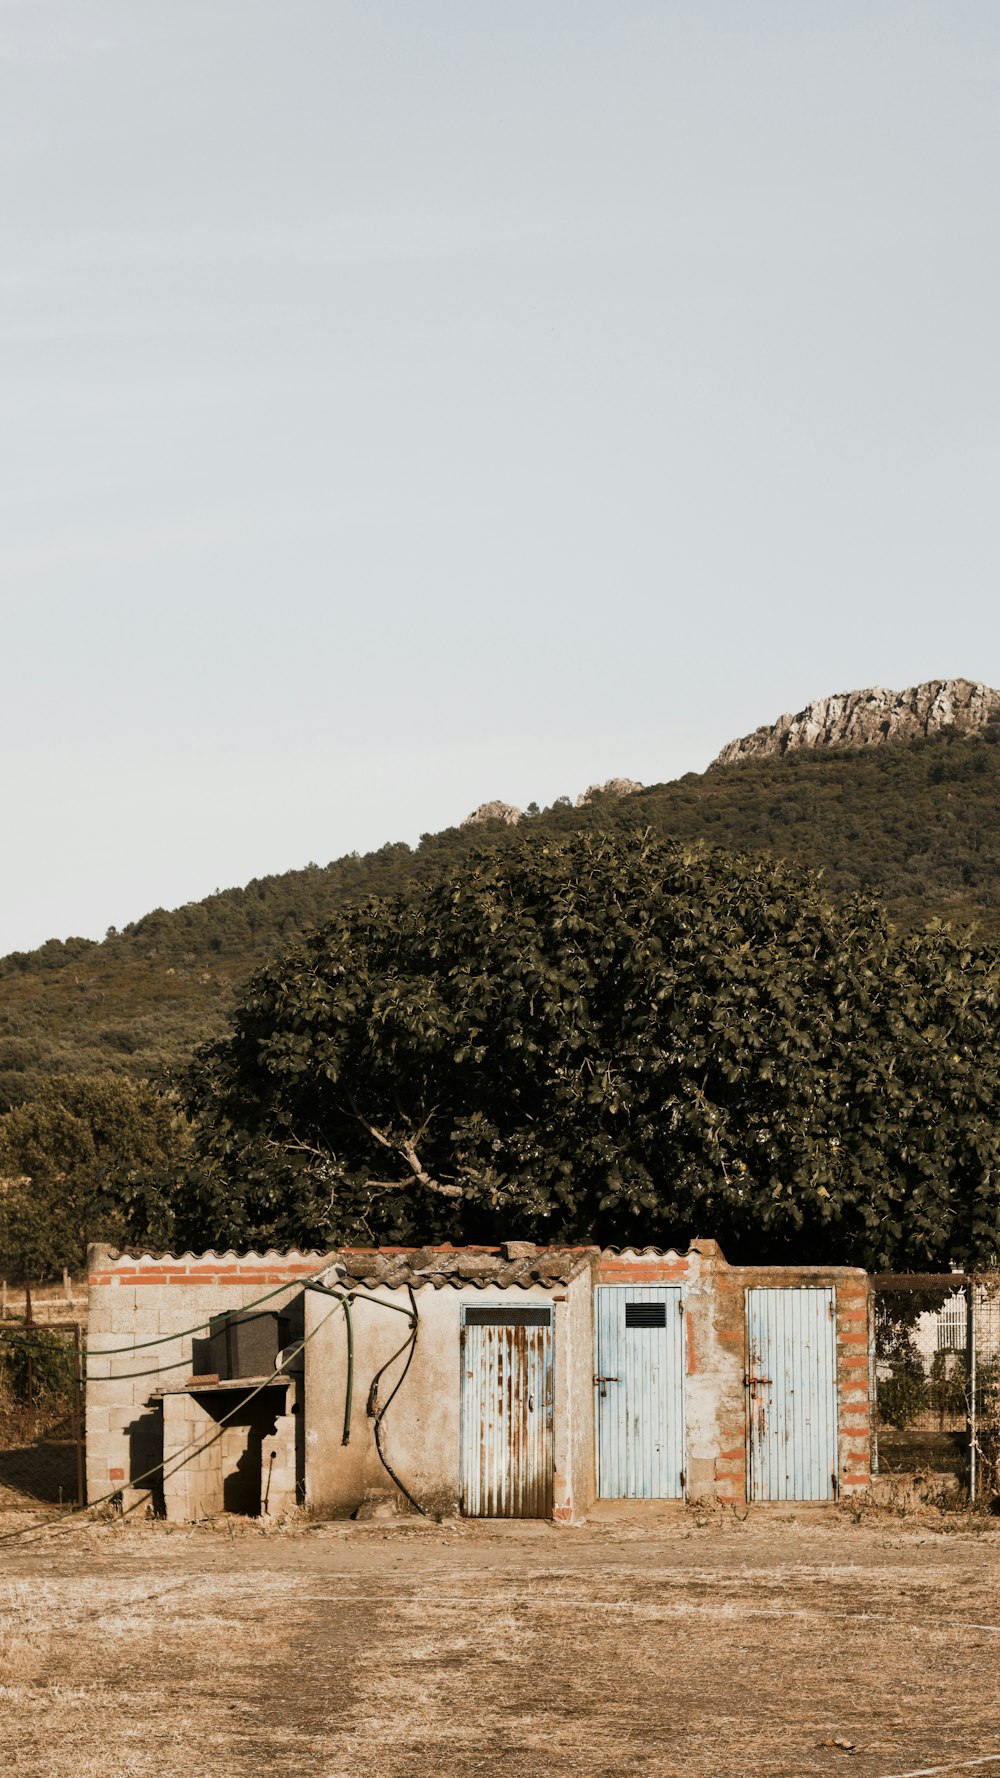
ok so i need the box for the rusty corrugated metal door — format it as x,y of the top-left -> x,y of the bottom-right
460,1305 -> 553,1518
746,1287 -> 838,1501
594,1286 -> 685,1498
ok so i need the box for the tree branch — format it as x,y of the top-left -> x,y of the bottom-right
272,1131 -> 463,1203
345,1093 -> 463,1199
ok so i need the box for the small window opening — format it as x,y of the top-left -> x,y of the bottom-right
625,1302 -> 667,1328
464,1306 -> 552,1327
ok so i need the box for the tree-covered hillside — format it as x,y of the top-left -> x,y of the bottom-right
3,724 -> 1000,1105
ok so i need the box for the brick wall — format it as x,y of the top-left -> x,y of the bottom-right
595,1242 -> 871,1504
723,1261 -> 871,1499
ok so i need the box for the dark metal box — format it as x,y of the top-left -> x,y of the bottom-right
206,1310 -> 289,1380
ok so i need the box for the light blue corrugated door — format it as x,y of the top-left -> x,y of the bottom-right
460,1306 -> 554,1517
746,1287 -> 838,1501
595,1286 -> 685,1498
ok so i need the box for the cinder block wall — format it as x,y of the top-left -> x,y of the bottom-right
596,1241 -> 871,1503
86,1246 -> 330,1510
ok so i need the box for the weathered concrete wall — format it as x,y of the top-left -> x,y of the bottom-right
303,1268 -> 596,1520
304,1283 -> 461,1517
596,1242 -> 870,1503
86,1247 -> 328,1510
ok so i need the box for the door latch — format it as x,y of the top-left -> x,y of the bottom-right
744,1372 -> 772,1399
593,1374 -> 619,1397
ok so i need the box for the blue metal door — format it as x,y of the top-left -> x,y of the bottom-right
595,1286 -> 685,1498
746,1287 -> 839,1501
460,1305 -> 553,1517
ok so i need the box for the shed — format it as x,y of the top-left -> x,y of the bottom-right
86,1238 -> 872,1520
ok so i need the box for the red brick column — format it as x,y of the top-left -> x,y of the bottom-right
836,1278 -> 872,1494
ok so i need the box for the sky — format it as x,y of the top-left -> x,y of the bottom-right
3,1 -> 1000,956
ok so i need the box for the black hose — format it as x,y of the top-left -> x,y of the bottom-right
366,1284 -> 427,1517
341,1294 -> 354,1446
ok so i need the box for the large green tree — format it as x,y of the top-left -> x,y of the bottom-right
179,831 -> 1000,1268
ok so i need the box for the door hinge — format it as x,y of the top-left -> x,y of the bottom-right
678,1297 -> 685,1318
679,1469 -> 686,1490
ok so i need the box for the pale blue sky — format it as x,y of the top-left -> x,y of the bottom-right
3,2 -> 999,954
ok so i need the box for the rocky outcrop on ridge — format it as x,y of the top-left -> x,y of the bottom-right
463,779 -> 643,828
462,800 -> 523,827
575,778 -> 644,808
712,679 -> 1000,768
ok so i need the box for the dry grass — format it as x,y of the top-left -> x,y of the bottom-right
1,1508 -> 999,1777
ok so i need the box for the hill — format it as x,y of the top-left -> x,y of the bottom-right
3,723 -> 1000,1106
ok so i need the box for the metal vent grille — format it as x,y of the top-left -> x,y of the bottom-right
464,1306 -> 552,1327
625,1302 -> 667,1328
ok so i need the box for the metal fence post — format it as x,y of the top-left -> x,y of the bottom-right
73,1322 -> 85,1508
868,1282 -> 879,1478
967,1280 -> 977,1505
25,1281 -> 33,1413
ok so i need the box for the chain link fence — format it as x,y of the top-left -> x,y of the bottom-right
0,1320 -> 84,1510
871,1272 -> 1000,1506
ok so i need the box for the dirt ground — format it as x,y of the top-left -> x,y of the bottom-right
1,1504 -> 999,1778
